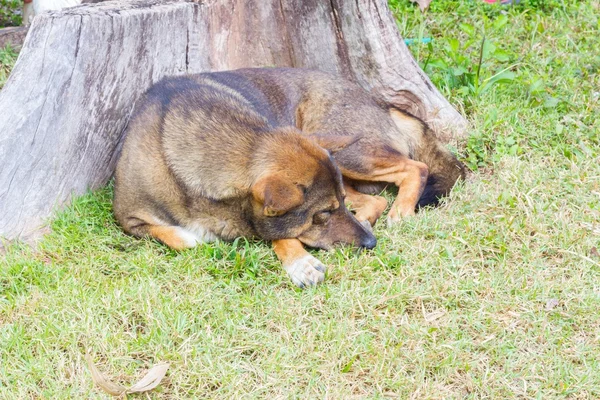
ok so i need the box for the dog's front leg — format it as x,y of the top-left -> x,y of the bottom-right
272,239 -> 326,288
344,183 -> 388,227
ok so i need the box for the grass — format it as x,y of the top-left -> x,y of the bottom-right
1,0 -> 600,398
0,0 -> 22,28
0,45 -> 18,89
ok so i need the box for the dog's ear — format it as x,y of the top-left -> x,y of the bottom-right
309,134 -> 360,153
252,174 -> 305,217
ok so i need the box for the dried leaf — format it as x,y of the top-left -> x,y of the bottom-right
410,0 -> 432,11
86,354 -> 170,397
85,354 -> 127,396
127,363 -> 170,393
425,310 -> 446,322
590,247 -> 599,258
545,298 -> 559,311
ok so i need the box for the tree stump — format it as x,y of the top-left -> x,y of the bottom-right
0,0 -> 468,243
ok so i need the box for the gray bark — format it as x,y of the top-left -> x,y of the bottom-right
0,0 -> 467,243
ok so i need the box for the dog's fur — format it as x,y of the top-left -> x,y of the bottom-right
113,68 -> 466,287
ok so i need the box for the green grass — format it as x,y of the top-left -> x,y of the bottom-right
1,0 -> 600,398
0,45 -> 18,89
0,0 -> 22,28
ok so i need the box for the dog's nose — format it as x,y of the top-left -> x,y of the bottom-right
360,234 -> 377,250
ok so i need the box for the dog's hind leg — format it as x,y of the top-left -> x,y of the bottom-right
344,183 -> 388,227
122,213 -> 214,250
272,239 -> 326,288
337,152 -> 429,225
145,225 -> 207,250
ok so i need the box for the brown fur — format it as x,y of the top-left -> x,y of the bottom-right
113,68 -> 465,287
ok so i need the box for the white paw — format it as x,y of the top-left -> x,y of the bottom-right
386,212 -> 410,227
284,255 -> 326,288
386,216 -> 396,228
173,226 -> 204,248
387,206 -> 416,226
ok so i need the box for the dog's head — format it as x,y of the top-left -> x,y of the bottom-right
249,132 -> 376,250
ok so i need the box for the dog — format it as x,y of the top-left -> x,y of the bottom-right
113,68 -> 466,287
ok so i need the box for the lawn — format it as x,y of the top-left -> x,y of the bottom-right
1,0 -> 599,398
0,45 -> 17,89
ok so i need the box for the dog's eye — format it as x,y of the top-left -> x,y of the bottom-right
313,211 -> 331,225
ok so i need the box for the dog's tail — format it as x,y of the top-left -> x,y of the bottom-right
413,127 -> 467,208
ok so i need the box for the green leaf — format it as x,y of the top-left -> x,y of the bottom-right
494,14 -> 509,30
458,86 -> 471,96
460,23 -> 476,36
493,49 -> 511,62
480,70 -> 516,94
543,96 -> 560,108
528,78 -> 545,95
452,66 -> 468,76
489,70 -> 516,83
537,21 -> 545,33
448,38 -> 460,53
341,357 -> 356,373
482,40 -> 496,59
428,58 -> 448,69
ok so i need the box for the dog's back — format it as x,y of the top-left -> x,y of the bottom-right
211,68 -> 465,206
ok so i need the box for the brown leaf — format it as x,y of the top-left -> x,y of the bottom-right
590,247 -> 599,258
86,354 -> 127,396
86,354 -> 170,397
410,0 -> 432,11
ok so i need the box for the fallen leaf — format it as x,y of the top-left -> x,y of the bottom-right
410,0 -> 432,12
127,363 -> 170,393
86,354 -> 169,397
590,247 -> 599,258
86,354 -> 127,396
545,298 -> 559,311
425,310 -> 446,322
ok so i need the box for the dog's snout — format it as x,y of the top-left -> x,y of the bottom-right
360,233 -> 377,250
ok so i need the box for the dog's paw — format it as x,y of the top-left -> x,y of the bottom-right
284,255 -> 326,288
386,206 -> 416,226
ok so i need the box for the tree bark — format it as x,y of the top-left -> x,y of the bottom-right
0,0 -> 467,243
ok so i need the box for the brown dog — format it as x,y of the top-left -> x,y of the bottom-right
113,68 -> 465,287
